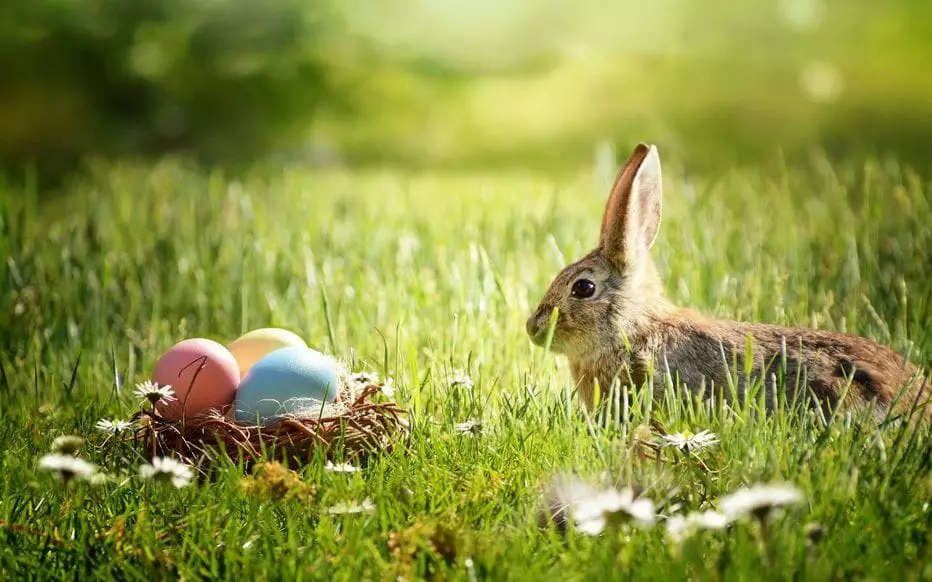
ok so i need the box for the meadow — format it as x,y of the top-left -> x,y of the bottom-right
1,151 -> 930,580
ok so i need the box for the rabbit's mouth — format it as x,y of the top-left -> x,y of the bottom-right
526,309 -> 566,350
529,328 -> 554,347
529,330 -> 566,352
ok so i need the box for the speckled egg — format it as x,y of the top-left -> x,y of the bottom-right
229,327 -> 308,379
151,338 -> 240,420
233,346 -> 341,425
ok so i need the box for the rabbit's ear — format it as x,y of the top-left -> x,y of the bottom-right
599,143 -> 663,266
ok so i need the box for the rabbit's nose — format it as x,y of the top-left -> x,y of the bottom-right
526,306 -> 550,337
525,313 -> 540,337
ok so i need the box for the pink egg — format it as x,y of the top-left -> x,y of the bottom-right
151,338 -> 240,420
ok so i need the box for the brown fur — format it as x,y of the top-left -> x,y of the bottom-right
527,143 -> 930,421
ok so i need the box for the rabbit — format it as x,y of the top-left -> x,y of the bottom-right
526,143 -> 930,421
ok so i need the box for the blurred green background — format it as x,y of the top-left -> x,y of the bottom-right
2,0 -> 932,179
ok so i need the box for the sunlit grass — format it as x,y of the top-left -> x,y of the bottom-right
0,154 -> 930,578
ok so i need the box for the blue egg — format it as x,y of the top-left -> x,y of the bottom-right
234,346 -> 340,425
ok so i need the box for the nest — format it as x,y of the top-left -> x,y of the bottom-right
132,383 -> 407,472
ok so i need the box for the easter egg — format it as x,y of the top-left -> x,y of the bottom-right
152,338 -> 240,420
229,327 -> 308,378
233,346 -> 341,425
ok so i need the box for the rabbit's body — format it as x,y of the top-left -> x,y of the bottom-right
571,307 -> 924,418
527,143 -> 929,420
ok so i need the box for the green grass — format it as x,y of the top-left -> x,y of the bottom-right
1,154 -> 931,580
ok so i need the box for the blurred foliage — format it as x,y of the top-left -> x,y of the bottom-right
321,0 -> 932,173
0,0 -> 346,175
2,0 -> 932,180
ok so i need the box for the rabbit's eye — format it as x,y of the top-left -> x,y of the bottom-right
570,278 -> 596,299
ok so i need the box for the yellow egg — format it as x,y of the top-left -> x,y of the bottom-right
229,328 -> 308,378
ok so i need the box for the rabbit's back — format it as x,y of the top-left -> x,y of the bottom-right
643,310 -> 930,418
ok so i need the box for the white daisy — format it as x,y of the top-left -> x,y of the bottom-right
665,510 -> 731,543
139,456 -> 194,488
541,477 -> 598,532
86,472 -> 112,486
95,418 -> 135,434
349,371 -> 380,387
659,429 -> 719,453
327,497 -> 376,515
133,380 -> 177,406
597,487 -> 656,527
38,454 -> 97,482
449,370 -> 474,390
664,514 -> 691,544
50,435 -> 83,455
324,461 -> 360,474
719,484 -> 805,520
381,377 -> 396,399
349,371 -> 396,398
542,476 -> 655,536
688,510 -> 731,529
455,420 -> 482,436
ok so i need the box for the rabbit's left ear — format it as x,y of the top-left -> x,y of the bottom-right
599,143 -> 663,267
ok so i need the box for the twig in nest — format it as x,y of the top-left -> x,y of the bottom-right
133,383 -> 407,472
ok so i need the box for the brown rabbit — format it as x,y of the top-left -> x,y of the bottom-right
526,143 -> 930,421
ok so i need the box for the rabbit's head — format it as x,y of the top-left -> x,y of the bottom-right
526,143 -> 670,360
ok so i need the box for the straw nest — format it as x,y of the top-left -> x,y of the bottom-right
132,382 -> 407,472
